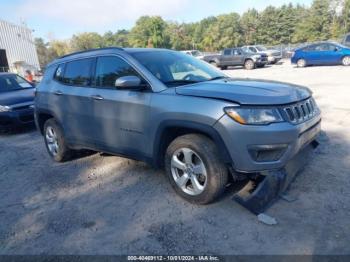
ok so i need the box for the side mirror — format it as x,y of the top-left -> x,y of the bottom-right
115,76 -> 142,90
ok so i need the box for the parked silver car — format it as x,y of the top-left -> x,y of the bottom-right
242,45 -> 282,64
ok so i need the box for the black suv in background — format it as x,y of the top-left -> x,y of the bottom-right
202,48 -> 268,70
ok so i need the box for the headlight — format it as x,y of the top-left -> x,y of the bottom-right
0,105 -> 11,112
225,107 -> 283,125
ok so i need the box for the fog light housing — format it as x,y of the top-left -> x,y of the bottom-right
248,144 -> 288,162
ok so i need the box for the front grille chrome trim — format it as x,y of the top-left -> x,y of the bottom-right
282,98 -> 319,124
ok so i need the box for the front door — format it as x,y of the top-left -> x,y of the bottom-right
90,56 -> 151,157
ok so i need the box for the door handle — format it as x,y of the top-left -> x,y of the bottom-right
54,90 -> 63,95
91,95 -> 104,100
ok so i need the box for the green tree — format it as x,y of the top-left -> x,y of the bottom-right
70,32 -> 103,51
240,9 -> 259,45
114,30 -> 130,47
35,38 -> 50,68
129,16 -> 169,48
341,0 -> 350,33
294,0 -> 332,42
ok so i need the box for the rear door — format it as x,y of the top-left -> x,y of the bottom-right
232,49 -> 245,65
302,44 -> 319,64
90,55 -> 152,156
49,58 -> 96,146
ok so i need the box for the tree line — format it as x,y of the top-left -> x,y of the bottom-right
35,0 -> 350,68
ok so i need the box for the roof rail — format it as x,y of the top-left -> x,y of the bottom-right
58,47 -> 124,59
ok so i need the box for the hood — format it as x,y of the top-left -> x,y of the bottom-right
0,88 -> 35,107
175,78 -> 311,105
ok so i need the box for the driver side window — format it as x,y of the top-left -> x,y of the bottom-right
95,56 -> 141,88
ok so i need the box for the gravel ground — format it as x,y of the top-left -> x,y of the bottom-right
1,61 -> 350,255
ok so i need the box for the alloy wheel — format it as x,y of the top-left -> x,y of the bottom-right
170,148 -> 207,196
45,126 -> 59,156
342,56 -> 350,66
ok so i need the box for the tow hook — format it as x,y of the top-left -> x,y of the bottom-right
233,140 -> 319,214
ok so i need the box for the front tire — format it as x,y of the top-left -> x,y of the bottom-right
44,118 -> 73,162
342,56 -> 350,66
244,59 -> 255,70
165,134 -> 228,204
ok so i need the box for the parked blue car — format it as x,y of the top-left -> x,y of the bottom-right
291,41 -> 350,67
0,73 -> 35,127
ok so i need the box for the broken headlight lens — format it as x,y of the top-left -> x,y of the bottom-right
225,107 -> 283,125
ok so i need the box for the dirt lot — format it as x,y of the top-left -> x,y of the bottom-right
1,61 -> 350,255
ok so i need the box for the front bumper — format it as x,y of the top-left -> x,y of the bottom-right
255,58 -> 268,66
234,140 -> 319,214
0,108 -> 34,127
214,112 -> 321,172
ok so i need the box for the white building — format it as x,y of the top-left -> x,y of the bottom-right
0,19 -> 40,76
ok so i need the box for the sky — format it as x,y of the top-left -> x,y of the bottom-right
0,0 -> 313,40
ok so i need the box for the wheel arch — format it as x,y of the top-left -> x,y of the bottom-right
152,120 -> 232,168
35,109 -> 60,135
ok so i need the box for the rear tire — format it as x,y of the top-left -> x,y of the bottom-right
43,118 -> 73,162
244,59 -> 255,70
342,56 -> 350,66
165,134 -> 228,205
297,58 -> 306,68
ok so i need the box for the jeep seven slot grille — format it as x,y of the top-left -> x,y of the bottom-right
282,98 -> 319,124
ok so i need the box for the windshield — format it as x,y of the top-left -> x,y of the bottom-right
130,50 -> 226,87
256,46 -> 267,51
0,74 -> 33,92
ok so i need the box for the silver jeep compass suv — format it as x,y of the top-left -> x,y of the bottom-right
35,47 -> 321,210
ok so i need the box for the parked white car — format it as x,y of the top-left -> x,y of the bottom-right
242,45 -> 282,64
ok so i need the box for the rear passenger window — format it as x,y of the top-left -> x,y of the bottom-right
62,58 -> 93,86
95,56 -> 140,88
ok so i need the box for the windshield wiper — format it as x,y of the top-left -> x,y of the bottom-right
206,76 -> 230,81
164,80 -> 200,86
